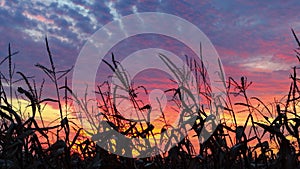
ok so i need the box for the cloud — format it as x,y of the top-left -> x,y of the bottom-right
22,11 -> 54,24
240,55 -> 291,72
23,29 -> 44,42
0,0 -> 5,7
105,1 -> 128,36
0,0 -> 105,47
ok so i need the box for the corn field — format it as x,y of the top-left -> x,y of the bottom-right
0,29 -> 300,169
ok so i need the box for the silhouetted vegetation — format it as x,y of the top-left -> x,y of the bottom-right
0,30 -> 300,169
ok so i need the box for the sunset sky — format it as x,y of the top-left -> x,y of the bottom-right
1,0 -> 300,111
